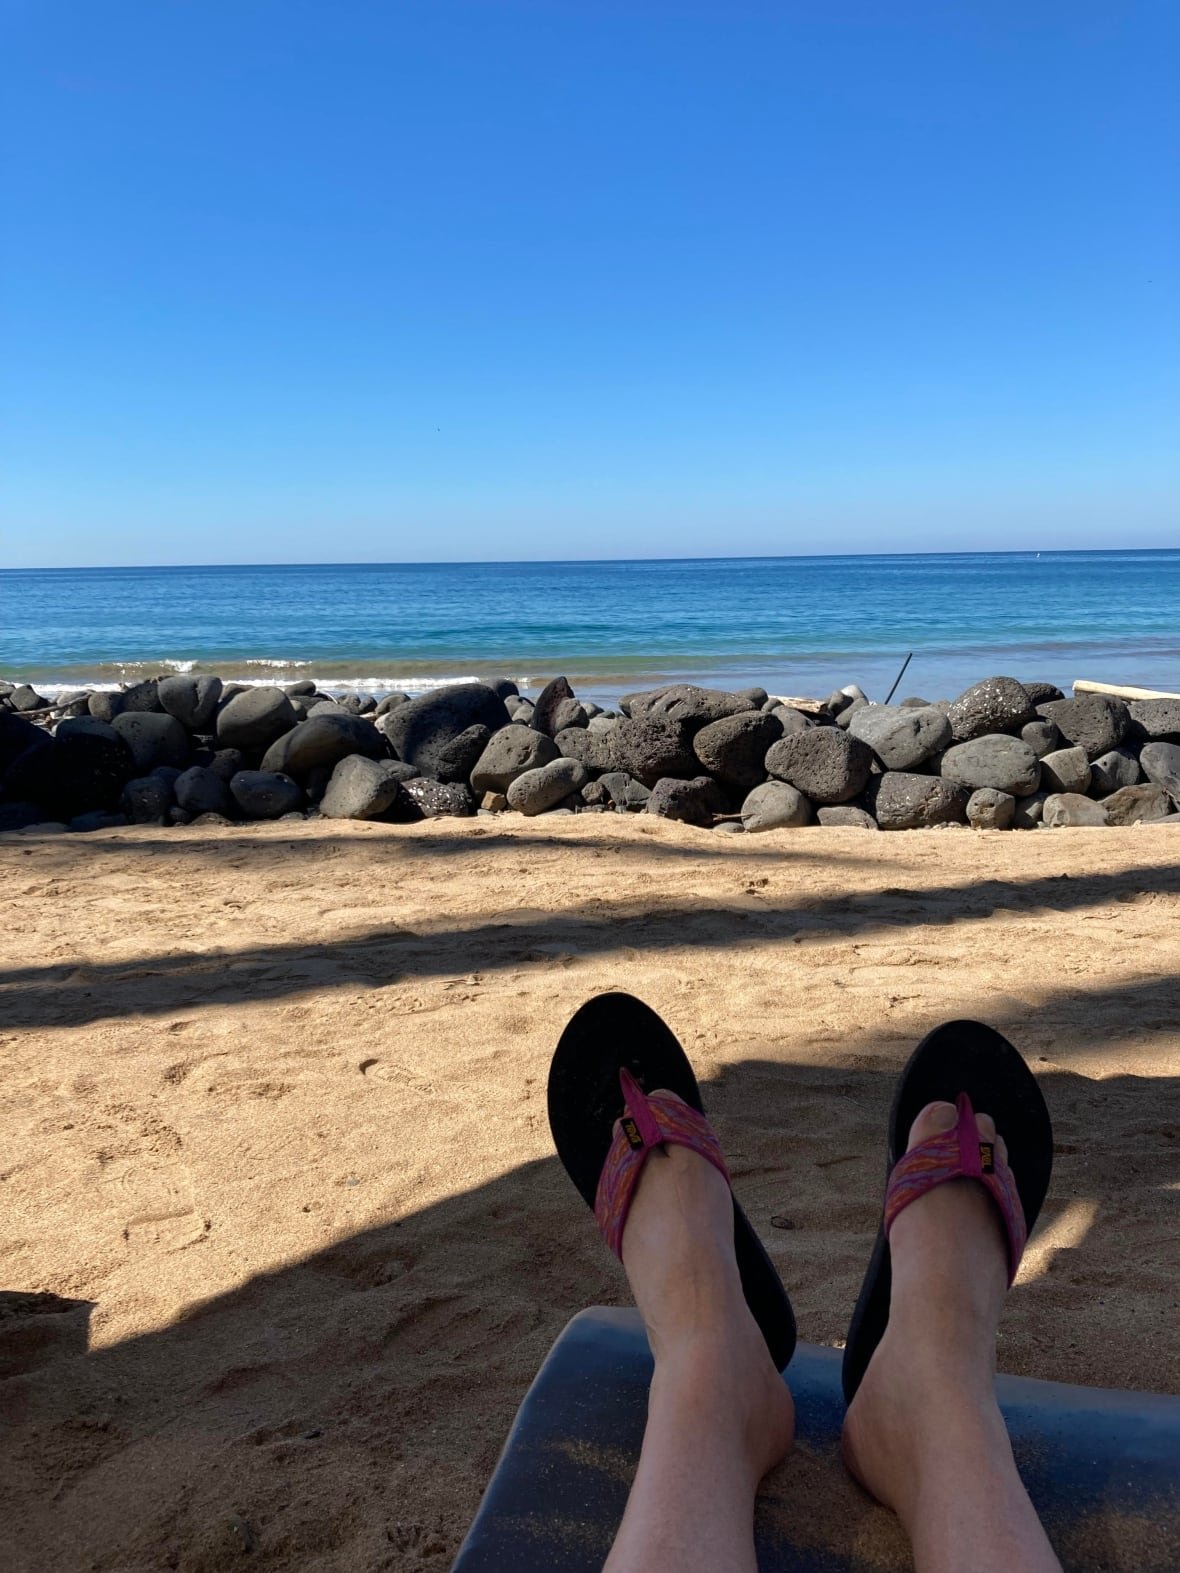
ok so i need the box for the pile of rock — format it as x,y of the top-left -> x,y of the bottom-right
1,672 -> 1178,834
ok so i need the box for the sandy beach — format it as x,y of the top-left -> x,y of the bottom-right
3,817 -> 1178,1570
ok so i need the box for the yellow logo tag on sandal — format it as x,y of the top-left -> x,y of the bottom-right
621,1117 -> 644,1150
979,1142 -> 995,1174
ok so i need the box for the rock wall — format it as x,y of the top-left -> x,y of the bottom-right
2,673 -> 1178,834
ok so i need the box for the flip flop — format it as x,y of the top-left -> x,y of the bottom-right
547,991 -> 797,1372
842,1019 -> 1053,1405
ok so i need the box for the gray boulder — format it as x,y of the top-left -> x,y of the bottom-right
1138,741 -> 1180,804
623,685 -> 755,733
848,704 -> 952,771
816,805 -> 878,829
871,772 -> 969,830
70,809 -> 129,832
835,696 -> 869,730
206,748 -> 246,782
692,712 -> 784,790
587,713 -> 618,734
261,711 -> 386,778
1036,696 -> 1129,761
1101,783 -> 1174,826
1042,793 -> 1108,828
121,774 -> 175,824
1038,746 -> 1091,796
607,717 -> 699,788
939,735 -> 1041,797
1021,681 -> 1065,705
119,679 -> 162,713
229,770 -> 304,819
471,726 -> 560,795
320,756 -> 409,820
553,727 -> 611,771
112,712 -> 191,773
174,765 -> 231,818
395,777 -> 476,819
158,675 -> 223,732
598,771 -> 651,812
375,691 -> 411,717
1089,748 -> 1141,796
1021,719 -> 1062,759
646,775 -> 726,828
764,728 -> 872,805
216,687 -> 298,751
947,678 -> 1034,742
769,706 -> 813,735
384,682 -> 512,776
741,781 -> 813,831
87,691 -> 124,722
433,724 -> 492,784
506,758 -> 590,815
10,684 -> 48,712
531,676 -> 578,738
1127,699 -> 1180,743
966,788 -> 1016,830
1013,792 -> 1049,830
551,697 -> 588,734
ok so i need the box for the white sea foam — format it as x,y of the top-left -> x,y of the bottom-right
29,672 -> 535,698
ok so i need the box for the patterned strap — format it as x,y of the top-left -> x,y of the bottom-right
883,1092 -> 1027,1284
593,1068 -> 730,1259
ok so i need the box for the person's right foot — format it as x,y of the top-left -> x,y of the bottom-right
841,1098 -> 1014,1518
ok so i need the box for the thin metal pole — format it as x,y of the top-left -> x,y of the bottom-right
882,652 -> 913,706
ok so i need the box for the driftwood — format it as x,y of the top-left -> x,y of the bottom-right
1073,679 -> 1180,702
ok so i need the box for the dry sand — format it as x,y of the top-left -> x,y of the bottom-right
2,816 -> 1178,1571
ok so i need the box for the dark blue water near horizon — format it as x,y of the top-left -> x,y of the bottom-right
2,550 -> 1178,707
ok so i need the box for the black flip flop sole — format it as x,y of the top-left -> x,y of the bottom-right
547,991 -> 797,1372
841,1019 -> 1053,1405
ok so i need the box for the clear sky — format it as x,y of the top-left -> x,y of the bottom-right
2,1 -> 1177,567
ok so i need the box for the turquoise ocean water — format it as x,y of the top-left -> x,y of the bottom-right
2,552 -> 1178,707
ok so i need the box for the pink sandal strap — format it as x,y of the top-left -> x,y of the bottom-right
883,1093 -> 1027,1284
593,1068 -> 730,1258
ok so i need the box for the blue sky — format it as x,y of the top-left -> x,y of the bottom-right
2,1 -> 1177,567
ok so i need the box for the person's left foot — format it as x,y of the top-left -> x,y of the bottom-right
617,1092 -> 795,1476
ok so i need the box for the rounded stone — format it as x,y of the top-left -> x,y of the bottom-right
740,780 -> 813,832
939,735 -> 1041,797
764,728 -> 872,805
947,677 -> 1035,742
216,688 -> 298,751
506,758 -> 590,815
229,770 -> 305,819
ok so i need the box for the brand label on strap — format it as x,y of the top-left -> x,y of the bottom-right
621,1116 -> 645,1151
979,1141 -> 995,1174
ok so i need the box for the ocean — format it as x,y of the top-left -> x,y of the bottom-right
2,551 -> 1178,708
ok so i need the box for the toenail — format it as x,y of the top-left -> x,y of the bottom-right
917,1100 -> 957,1133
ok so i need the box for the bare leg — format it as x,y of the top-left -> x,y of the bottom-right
604,1093 -> 794,1573
843,1101 -> 1062,1573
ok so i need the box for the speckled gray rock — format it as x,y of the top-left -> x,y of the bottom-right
554,726 -> 614,773
396,777 -> 476,819
847,704 -> 952,771
769,706 -> 813,735
1013,791 -> 1049,830
470,725 -> 560,795
216,687 -> 298,751
158,675 -> 223,732
939,735 -> 1041,797
816,805 -> 879,830
646,775 -> 726,828
966,788 -> 1016,830
1100,783 -> 1174,826
1042,792 -> 1108,828
1089,748 -> 1141,797
87,691 -> 124,722
835,696 -> 869,730
261,711 -> 387,778
1021,681 -> 1065,706
112,711 -> 191,772
10,684 -> 48,712
947,678 -> 1034,742
320,755 -> 410,820
1127,699 -> 1180,742
551,698 -> 588,734
740,781 -> 813,831
764,728 -> 872,805
229,770 -> 304,819
871,772 -> 969,830
384,682 -> 512,777
1036,696 -> 1129,761
174,765 -> 231,818
587,713 -> 618,735
1038,746 -> 1091,796
375,691 -> 411,717
1021,720 -> 1062,759
1138,741 -> 1180,804
692,712 -> 784,789
507,758 -> 590,815
119,679 -> 162,714
623,685 -> 755,733
607,717 -> 699,787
